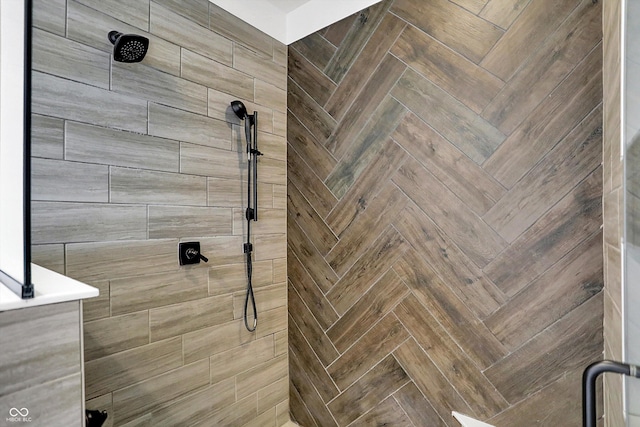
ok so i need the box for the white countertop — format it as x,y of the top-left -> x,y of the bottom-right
0,264 -> 98,312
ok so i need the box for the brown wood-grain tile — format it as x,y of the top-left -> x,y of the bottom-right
287,113 -> 337,181
288,77 -> 337,143
480,0 -> 531,29
393,382 -> 449,427
290,34 -> 336,72
328,313 -> 409,391
323,13 -> 358,47
324,14 -> 406,121
349,396 -> 413,427
390,0 -> 503,63
288,47 -> 337,107
327,269 -> 409,353
327,354 -> 409,426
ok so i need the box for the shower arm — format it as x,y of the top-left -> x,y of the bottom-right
583,360 -> 640,427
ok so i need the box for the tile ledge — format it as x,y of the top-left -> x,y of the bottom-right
0,264 -> 98,312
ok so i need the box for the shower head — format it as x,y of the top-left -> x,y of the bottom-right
108,31 -> 149,63
231,100 -> 248,120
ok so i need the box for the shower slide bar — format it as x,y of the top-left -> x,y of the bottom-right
583,360 -> 640,427
231,101 -> 262,332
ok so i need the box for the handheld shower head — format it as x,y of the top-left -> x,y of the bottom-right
108,31 -> 149,63
231,100 -> 248,120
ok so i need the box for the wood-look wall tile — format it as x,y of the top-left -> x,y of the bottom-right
111,168 -> 207,206
290,33 -> 336,71
112,62 -> 207,115
391,25 -> 503,114
324,14 -> 405,120
209,3 -> 272,57
393,339 -> 472,424
234,44 -> 287,90
287,114 -> 336,181
150,295 -> 233,342
236,354 -> 288,400
482,1 -> 601,135
254,234 -> 287,262
86,394 -> 114,427
82,281 -> 110,322
0,301 -> 80,397
67,1 -> 181,76
323,13 -> 358,47
289,317 -> 340,403
74,0 -> 149,31
328,314 -> 409,391
273,110 -> 287,137
323,0 -> 391,83
153,0 -> 210,28
272,257 -> 286,285
32,202 -> 147,244
288,48 -> 337,107
66,239 -> 178,283
32,28 -> 110,90
274,330 -> 287,356
84,311 -> 149,361
483,45 -> 602,188
232,283 -> 286,320
257,156 -> 286,186
484,106 -> 602,242
113,359 -> 210,425
481,0 -> 582,82
196,394 -> 258,427
326,182 -> 408,276
394,295 -> 508,418
180,142 -> 242,178
289,283 -> 339,367
147,378 -> 236,427
85,337 -> 183,399
207,177 -> 244,207
255,79 -> 287,113
209,335 -> 274,384
486,232 -> 602,351
181,48 -> 254,101
0,373 -> 82,427
150,104 -> 230,150
253,306 -> 287,339
287,181 -> 338,256
150,2 -> 232,65
288,248 -> 339,331
65,121 -> 180,172
325,55 -> 407,159
391,69 -> 505,165
488,368 -> 586,426
485,170 -> 602,296
33,0 -> 65,35
393,382 -> 447,427
273,43 -> 287,67
257,131 -> 287,162
452,0 -> 488,13
393,202 -> 506,320
257,377 -> 289,415
480,0 -> 531,29
393,250 -> 507,369
235,208 -> 286,236
244,407 -> 276,427
183,318 -> 253,363
393,158 -> 506,268
287,146 -> 337,218
208,260 -> 273,296
287,213 -> 338,293
32,72 -> 147,133
31,244 -> 65,275
32,114 -> 63,159
325,141 -> 407,236
327,269 -> 409,352
393,113 -> 505,216
289,347 -> 338,427
288,78 -> 337,144
148,205 -> 232,238
349,396 -> 413,427
327,354 -> 409,426
111,270 -> 207,316
32,158 -> 108,203
325,97 -> 406,199
390,0 -> 503,63
485,293 -> 603,404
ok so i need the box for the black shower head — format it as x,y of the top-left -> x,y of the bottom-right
231,100 -> 248,120
108,31 -> 149,63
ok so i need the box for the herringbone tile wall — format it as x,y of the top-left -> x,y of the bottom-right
286,0 -> 604,425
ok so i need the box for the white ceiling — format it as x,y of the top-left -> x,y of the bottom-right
210,0 -> 383,45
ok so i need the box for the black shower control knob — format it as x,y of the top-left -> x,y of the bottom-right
178,242 -> 207,265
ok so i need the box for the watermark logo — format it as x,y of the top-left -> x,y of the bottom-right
6,407 -> 31,423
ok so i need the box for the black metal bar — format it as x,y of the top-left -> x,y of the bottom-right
23,0 -> 33,297
252,111 -> 259,221
583,360 -> 640,427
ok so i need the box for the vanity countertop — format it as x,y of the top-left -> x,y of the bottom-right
0,264 -> 98,312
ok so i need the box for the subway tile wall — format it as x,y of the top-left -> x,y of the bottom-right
30,0 -> 288,425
